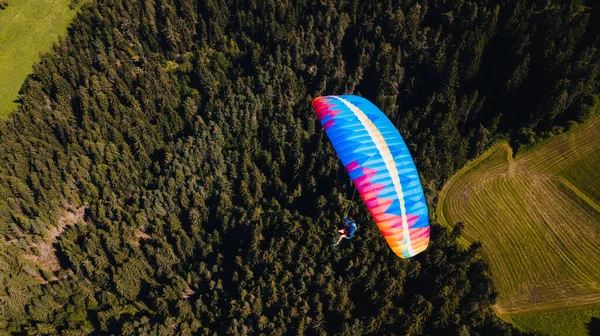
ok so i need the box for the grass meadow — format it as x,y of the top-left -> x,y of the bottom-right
510,305 -> 600,336
436,113 -> 600,334
0,0 -> 82,118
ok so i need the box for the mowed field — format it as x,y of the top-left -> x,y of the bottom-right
0,0 -> 81,118
437,113 -> 600,322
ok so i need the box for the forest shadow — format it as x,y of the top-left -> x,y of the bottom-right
588,317 -> 600,336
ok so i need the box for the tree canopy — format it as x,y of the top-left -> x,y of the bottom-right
0,0 -> 597,334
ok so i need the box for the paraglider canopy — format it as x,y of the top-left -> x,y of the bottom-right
312,95 -> 430,258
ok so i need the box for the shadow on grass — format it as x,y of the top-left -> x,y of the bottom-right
588,317 -> 600,336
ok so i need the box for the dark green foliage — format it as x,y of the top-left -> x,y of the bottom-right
0,0 -> 597,334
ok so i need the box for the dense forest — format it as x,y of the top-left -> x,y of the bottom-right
0,0 -> 598,334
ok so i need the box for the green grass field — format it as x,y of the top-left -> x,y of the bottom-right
436,114 -> 600,333
0,0 -> 82,118
511,305 -> 600,336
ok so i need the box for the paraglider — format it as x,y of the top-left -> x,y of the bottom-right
333,217 -> 357,247
312,95 -> 430,258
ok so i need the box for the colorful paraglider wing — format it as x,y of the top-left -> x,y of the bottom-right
312,95 -> 429,258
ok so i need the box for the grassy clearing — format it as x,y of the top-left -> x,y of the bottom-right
0,0 -> 82,118
511,305 -> 600,336
437,113 -> 600,320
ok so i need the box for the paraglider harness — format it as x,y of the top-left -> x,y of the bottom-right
343,218 -> 357,239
